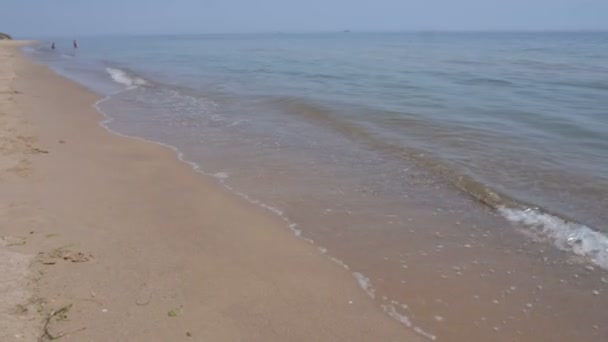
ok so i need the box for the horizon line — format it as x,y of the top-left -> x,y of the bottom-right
24,29 -> 608,39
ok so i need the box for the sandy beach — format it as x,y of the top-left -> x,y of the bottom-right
0,41 -> 420,341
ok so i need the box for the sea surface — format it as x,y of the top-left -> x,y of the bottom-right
26,32 -> 608,341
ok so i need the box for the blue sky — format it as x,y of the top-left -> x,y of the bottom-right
2,0 -> 607,37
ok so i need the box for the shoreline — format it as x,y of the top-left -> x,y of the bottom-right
0,41 -> 420,341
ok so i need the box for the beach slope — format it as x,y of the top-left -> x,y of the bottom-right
0,41 -> 419,341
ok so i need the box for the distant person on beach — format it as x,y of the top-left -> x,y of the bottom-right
51,42 -> 55,50
73,40 -> 78,49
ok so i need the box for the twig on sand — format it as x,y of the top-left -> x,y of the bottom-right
39,304 -> 86,341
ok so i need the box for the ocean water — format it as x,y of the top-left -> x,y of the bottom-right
26,32 -> 608,341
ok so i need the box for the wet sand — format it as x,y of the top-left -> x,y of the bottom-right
0,41 -> 421,341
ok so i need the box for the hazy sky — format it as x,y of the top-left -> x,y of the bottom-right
2,0 -> 607,37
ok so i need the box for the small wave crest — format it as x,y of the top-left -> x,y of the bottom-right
500,207 -> 608,270
459,77 -> 514,87
409,158 -> 608,272
105,67 -> 148,89
264,95 -> 607,273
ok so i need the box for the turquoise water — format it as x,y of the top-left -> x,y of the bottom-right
26,33 -> 608,341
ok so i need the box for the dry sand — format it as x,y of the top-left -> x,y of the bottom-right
0,41 -> 420,341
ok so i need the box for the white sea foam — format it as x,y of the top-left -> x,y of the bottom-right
382,304 -> 412,327
353,272 -> 375,299
414,326 -> 437,340
499,207 -> 608,270
212,172 -> 229,179
382,304 -> 437,340
105,67 -> 148,89
328,256 -> 349,270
